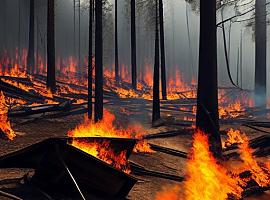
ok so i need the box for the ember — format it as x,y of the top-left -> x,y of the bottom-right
0,92 -> 16,140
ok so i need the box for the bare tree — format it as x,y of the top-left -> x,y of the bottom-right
115,0 -> 119,82
88,0 -> 94,119
94,0 -> 103,122
131,0 -> 137,89
159,0 -> 166,100
47,0 -> 56,92
152,0 -> 160,123
196,0 -> 222,157
27,0 -> 35,74
255,0 -> 267,107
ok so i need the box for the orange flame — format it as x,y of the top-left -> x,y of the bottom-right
184,130 -> 243,200
67,110 -> 153,172
0,92 -> 16,140
219,100 -> 245,119
155,185 -> 180,200
155,130 -> 244,200
71,139 -> 131,173
226,129 -> 270,187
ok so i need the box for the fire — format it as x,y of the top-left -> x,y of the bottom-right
184,130 -> 243,200
68,110 -> 153,172
167,69 -> 196,100
71,139 -> 131,173
155,130 -> 244,200
225,129 -> 270,187
219,100 -> 245,119
0,92 -> 16,140
156,129 -> 270,200
155,185 -> 180,200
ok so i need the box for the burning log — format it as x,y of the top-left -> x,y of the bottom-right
0,80 -> 45,103
0,137 -> 137,198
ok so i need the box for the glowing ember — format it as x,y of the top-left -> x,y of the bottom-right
0,92 -> 16,140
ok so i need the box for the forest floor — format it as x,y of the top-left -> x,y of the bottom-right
0,98 -> 270,200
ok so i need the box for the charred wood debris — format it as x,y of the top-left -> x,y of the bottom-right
0,74 -> 270,199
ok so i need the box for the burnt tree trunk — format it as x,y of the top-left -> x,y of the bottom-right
115,0 -> 119,82
152,0 -> 161,123
159,0 -> 167,100
73,0 -> 76,57
88,0 -> 93,119
18,0 -> 21,65
78,0 -> 82,74
131,0 -> 137,89
196,0 -> 222,157
255,0 -> 267,107
27,0 -> 35,74
1,0 -> 7,52
94,0 -> 103,122
47,0 -> 56,92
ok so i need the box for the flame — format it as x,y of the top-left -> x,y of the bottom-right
68,110 -> 153,172
155,130 -> 244,200
71,139 -> 131,173
167,69 -> 196,100
184,130 -> 243,200
225,129 -> 270,187
155,185 -> 180,200
0,92 -> 16,140
219,100 -> 245,119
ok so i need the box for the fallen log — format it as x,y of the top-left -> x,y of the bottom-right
0,81 -> 45,103
8,101 -> 72,118
130,161 -> 184,182
149,143 -> 188,158
143,130 -> 192,140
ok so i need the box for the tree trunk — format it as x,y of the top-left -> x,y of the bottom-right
152,0 -> 161,123
1,0 -> 7,52
73,0 -> 76,58
115,0 -> 119,82
255,0 -> 266,107
196,0 -> 221,157
27,0 -> 35,74
18,0 -> 21,65
78,0 -> 82,75
131,0 -> 137,89
88,0 -> 93,119
46,0 -> 56,92
36,3 -> 39,74
94,0 -> 103,122
159,0 -> 167,100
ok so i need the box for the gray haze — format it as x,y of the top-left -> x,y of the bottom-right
0,0 -> 270,95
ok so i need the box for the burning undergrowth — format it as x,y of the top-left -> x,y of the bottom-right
155,129 -> 270,200
0,92 -> 16,140
68,109 -> 154,173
